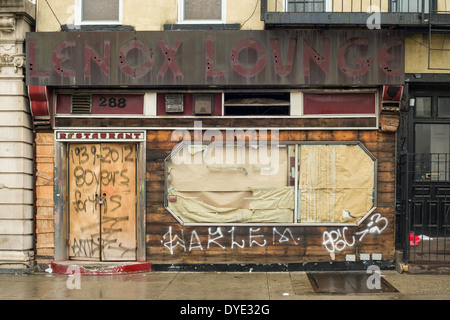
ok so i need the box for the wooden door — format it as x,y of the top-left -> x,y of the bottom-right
99,143 -> 137,261
69,144 -> 101,260
68,143 -> 137,261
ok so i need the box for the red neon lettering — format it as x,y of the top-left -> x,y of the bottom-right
84,41 -> 111,78
378,39 -> 402,77
52,41 -> 76,78
205,39 -> 227,78
230,39 -> 266,78
118,40 -> 154,78
157,40 -> 183,79
337,38 -> 373,77
271,38 -> 296,77
303,39 -> 330,77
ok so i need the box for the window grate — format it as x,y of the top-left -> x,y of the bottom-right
71,94 -> 92,114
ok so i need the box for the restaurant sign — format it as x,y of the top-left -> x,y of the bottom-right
26,30 -> 404,87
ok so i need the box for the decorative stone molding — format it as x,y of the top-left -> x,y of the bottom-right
0,53 -> 25,73
0,13 -> 27,75
0,0 -> 36,275
0,15 -> 15,32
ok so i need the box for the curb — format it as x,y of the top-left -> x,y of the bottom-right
49,261 -> 152,275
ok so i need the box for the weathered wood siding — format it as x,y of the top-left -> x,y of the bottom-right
33,124 -> 396,266
146,129 -> 396,265
35,132 -> 55,265
55,117 -> 377,129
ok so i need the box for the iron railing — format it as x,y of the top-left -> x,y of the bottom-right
265,0 -> 440,13
398,153 -> 450,266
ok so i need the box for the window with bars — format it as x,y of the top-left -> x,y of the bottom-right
287,0 -> 327,12
284,0 -> 435,13
413,94 -> 450,181
390,0 -> 434,13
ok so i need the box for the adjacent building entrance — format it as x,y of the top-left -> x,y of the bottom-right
68,143 -> 137,261
398,85 -> 450,265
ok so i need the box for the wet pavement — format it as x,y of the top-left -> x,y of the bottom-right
0,270 -> 449,301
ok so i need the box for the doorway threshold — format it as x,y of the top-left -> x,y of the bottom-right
49,261 -> 151,275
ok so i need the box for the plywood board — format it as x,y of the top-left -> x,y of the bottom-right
168,145 -> 288,191
298,145 -> 375,223
68,143 -> 137,261
100,143 -> 137,261
68,143 -> 101,260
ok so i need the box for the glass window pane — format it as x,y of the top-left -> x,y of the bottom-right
415,124 -> 450,181
288,0 -> 324,12
415,124 -> 450,154
438,97 -> 450,118
391,0 -> 429,13
184,0 -> 222,20
82,0 -> 120,21
414,97 -> 432,117
415,124 -> 431,154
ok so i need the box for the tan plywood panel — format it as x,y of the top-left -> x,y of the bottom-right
298,145 -> 375,223
100,143 -> 137,261
68,144 -> 101,260
169,145 -> 288,191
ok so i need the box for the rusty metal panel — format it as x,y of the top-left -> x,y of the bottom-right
26,30 -> 404,87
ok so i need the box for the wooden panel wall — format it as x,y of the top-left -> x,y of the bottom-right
146,129 -> 396,265
55,117 -> 377,129
35,132 -> 55,265
32,127 -> 397,266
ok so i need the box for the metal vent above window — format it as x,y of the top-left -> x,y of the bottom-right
71,95 -> 92,114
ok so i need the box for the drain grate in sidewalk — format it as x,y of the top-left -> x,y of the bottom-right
306,272 -> 398,294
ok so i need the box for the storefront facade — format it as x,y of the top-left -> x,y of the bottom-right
27,28 -> 403,270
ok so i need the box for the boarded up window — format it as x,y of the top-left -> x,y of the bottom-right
298,145 -> 375,223
165,142 -> 376,225
166,144 -> 294,223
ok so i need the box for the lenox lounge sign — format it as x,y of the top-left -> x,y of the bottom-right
26,30 -> 404,87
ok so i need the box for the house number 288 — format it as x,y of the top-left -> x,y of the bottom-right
99,97 -> 127,108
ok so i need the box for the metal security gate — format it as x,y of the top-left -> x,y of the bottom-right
398,153 -> 450,265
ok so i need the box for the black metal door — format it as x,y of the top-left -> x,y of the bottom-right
399,87 -> 450,264
408,153 -> 450,238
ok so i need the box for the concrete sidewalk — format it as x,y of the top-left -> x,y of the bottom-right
0,270 -> 449,300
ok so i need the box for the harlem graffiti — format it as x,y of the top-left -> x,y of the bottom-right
161,213 -> 388,258
161,226 -> 301,254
